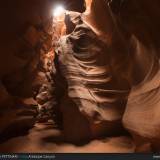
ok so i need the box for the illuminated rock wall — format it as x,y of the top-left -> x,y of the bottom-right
0,0 -> 160,152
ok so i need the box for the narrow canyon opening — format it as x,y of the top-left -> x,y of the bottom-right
0,0 -> 160,153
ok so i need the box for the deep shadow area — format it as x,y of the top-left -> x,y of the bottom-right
0,122 -> 136,153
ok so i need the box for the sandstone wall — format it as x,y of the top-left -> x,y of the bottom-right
0,0 -> 85,142
0,0 -> 56,141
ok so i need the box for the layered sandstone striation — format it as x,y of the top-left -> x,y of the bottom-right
0,0 -> 160,153
0,0 -> 56,141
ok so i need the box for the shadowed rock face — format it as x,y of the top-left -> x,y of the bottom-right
53,12 -> 130,143
109,0 -> 160,49
0,0 -> 86,144
0,123 -> 135,153
62,0 -> 86,12
0,0 -> 55,142
109,0 -> 160,151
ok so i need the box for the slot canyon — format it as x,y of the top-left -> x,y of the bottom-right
0,0 -> 160,153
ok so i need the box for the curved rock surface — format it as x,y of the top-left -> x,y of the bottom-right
0,122 -> 135,153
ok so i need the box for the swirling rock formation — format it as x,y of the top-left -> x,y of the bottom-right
53,12 -> 130,143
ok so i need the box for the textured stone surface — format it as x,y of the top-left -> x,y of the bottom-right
52,12 -> 130,143
0,0 -> 160,152
111,0 -> 160,151
0,0 -> 56,145
0,122 -> 135,153
0,98 -> 37,143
